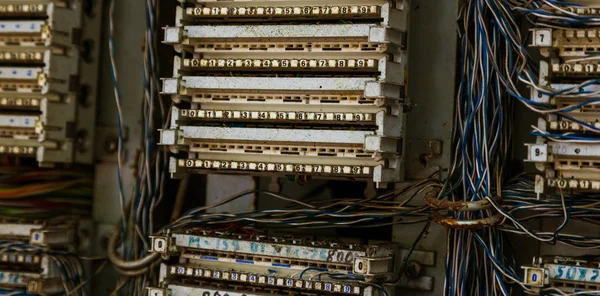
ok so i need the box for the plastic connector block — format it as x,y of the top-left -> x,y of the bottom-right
0,0 -> 101,165
531,28 -> 600,79
526,141 -> 600,191
0,216 -> 92,253
162,0 -> 408,186
150,232 -> 397,280
522,256 -> 600,294
0,251 -> 64,293
149,231 -> 397,296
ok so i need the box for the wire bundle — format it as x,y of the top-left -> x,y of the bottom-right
107,0 -> 169,294
0,169 -> 92,218
166,178 -> 440,231
443,0 -> 600,295
439,0 -> 523,294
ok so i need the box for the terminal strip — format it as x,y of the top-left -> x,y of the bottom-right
531,28 -> 600,79
526,142 -> 600,191
148,283 -> 383,296
0,217 -> 92,252
161,0 -> 408,186
523,257 -> 600,294
0,250 -> 66,294
149,231 -> 397,296
526,25 -> 600,194
0,0 -> 101,165
150,232 -> 397,279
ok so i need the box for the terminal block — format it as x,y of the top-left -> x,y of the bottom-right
526,141 -> 600,191
525,27 -> 600,194
523,256 -> 600,294
0,249 -> 73,295
0,216 -> 92,252
531,28 -> 600,80
148,232 -> 398,296
0,216 -> 91,294
161,0 -> 408,187
0,1 -> 102,166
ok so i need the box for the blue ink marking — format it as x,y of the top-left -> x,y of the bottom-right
286,279 -> 293,286
325,283 -> 332,291
26,70 -> 32,77
1,25 -> 5,29
222,239 -> 229,251
344,286 -> 351,293
34,233 -> 39,241
249,275 -> 256,282
566,267 -> 576,280
271,263 -> 290,268
30,24 -> 35,30
188,236 -> 200,248
232,240 -> 240,251
11,71 -> 16,75
204,239 -> 210,246
177,267 -> 184,274
593,269 -> 599,281
9,119 -> 14,123
268,277 -> 275,284
200,256 -> 218,261
579,268 -> 587,281
231,273 -> 238,280
319,249 -> 327,260
250,242 -> 258,253
24,118 -> 30,125
235,259 -> 254,265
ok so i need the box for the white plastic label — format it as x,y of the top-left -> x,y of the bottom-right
529,144 -> 548,162
532,29 -> 552,47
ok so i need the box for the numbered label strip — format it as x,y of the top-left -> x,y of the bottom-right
552,62 -> 600,77
0,97 -> 41,109
0,270 -> 34,286
0,21 -> 45,34
180,109 -> 374,123
186,5 -> 379,18
150,285 -> 272,296
174,234 -> 366,265
168,265 -> 363,295
549,120 -> 600,131
0,50 -> 45,63
0,114 -> 37,128
0,4 -> 48,17
0,67 -> 42,81
183,58 -> 378,71
0,145 -> 36,155
0,252 -> 41,265
548,178 -> 600,191
548,264 -> 600,284
177,158 -> 372,176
